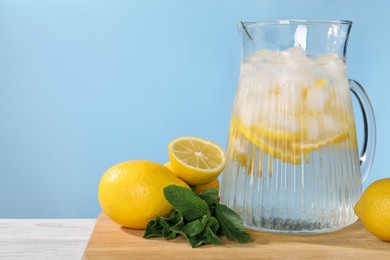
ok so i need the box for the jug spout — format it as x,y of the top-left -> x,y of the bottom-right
240,21 -> 254,40
239,21 -> 260,59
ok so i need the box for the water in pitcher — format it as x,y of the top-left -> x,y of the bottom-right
220,46 -> 362,233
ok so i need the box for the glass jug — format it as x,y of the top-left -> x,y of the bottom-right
220,20 -> 376,234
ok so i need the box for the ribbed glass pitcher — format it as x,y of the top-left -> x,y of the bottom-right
220,20 -> 376,234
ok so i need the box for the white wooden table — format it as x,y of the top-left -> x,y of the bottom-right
0,219 -> 95,259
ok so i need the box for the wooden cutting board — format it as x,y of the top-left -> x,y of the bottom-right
83,212 -> 390,259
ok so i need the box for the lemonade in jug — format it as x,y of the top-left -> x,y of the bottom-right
220,20 -> 376,234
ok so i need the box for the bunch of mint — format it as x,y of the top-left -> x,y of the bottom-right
143,185 -> 251,248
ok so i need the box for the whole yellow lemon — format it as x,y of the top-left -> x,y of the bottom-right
194,178 -> 220,195
354,178 -> 390,241
98,160 -> 189,229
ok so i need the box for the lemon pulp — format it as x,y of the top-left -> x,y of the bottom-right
168,136 -> 226,185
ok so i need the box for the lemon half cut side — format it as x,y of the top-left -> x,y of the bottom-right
168,136 -> 226,186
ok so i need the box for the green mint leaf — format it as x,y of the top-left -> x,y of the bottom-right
208,216 -> 219,234
145,185 -> 253,248
166,211 -> 185,239
187,234 -> 208,248
198,187 -> 219,206
204,226 -> 223,245
169,211 -> 184,230
215,204 -> 251,243
143,211 -> 183,240
167,215 -> 220,248
186,227 -> 222,248
143,218 -> 162,238
143,215 -> 177,239
185,215 -> 222,248
183,219 -> 205,237
200,214 -> 210,226
203,216 -> 222,245
164,185 -> 210,221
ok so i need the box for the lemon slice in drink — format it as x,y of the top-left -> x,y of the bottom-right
168,136 -> 226,186
250,124 -> 302,142
234,118 -> 349,165
236,121 -> 303,165
291,132 -> 349,154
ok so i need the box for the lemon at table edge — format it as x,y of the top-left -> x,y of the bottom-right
354,178 -> 390,242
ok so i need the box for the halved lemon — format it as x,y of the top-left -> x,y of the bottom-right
164,161 -> 221,193
168,136 -> 226,186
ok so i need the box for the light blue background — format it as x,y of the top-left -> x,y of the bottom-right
1,0 -> 389,218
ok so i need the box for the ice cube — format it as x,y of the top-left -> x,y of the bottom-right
251,49 -> 282,64
287,46 -> 310,63
321,115 -> 341,134
307,117 -> 320,141
239,63 -> 254,78
239,100 -> 258,127
234,138 -> 249,154
266,112 -> 300,133
316,54 -> 346,80
306,87 -> 329,113
277,84 -> 304,112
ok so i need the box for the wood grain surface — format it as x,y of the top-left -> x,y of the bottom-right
83,212 -> 390,259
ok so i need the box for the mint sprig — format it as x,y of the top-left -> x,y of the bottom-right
215,204 -> 251,243
143,185 -> 251,248
163,185 -> 210,221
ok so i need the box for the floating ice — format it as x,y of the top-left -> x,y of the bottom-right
322,115 -> 341,134
316,54 -> 346,80
307,117 -> 320,141
236,46 -> 349,140
306,87 -> 330,112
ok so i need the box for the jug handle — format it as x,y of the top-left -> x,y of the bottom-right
349,79 -> 376,183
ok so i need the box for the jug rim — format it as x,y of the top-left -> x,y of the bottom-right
242,20 -> 352,28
